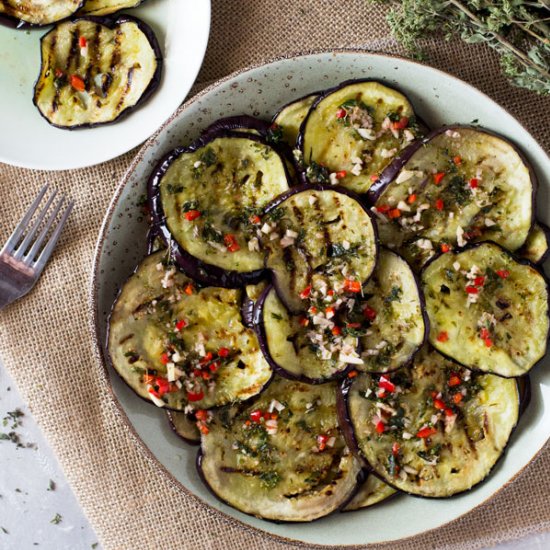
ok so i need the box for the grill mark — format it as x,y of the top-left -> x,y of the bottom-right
115,65 -> 134,114
119,334 -> 134,345
36,33 -> 57,101
49,31 -> 62,115
312,197 -> 331,264
110,28 -> 122,71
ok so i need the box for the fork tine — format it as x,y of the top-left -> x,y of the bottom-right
0,184 -> 49,255
32,200 -> 74,274
13,188 -> 58,260
24,194 -> 65,263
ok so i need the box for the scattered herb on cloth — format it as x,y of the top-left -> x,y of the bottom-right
374,0 -> 550,94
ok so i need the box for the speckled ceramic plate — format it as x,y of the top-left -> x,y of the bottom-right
90,50 -> 550,546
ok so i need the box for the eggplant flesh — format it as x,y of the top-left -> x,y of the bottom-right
107,251 -> 272,411
256,286 -> 355,382
346,346 -> 519,497
198,376 -> 362,522
166,410 -> 200,445
299,80 -> 422,194
34,15 -> 162,129
273,93 -> 319,147
359,249 -> 426,373
78,0 -> 144,16
518,221 -> 550,265
343,474 -> 396,511
0,0 -> 82,25
422,242 -> 549,377
373,126 -> 534,271
152,135 -> 291,280
263,185 -> 378,313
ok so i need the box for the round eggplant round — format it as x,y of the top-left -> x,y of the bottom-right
343,346 -> 519,498
298,79 -> 424,194
148,132 -> 292,288
107,251 -> 273,411
166,410 -> 200,445
369,126 -> 536,270
33,15 -> 163,129
343,474 -> 397,511
356,248 -> 428,373
0,0 -> 83,26
254,285 -> 357,383
421,242 -> 549,378
262,184 -> 379,313
272,92 -> 320,147
518,221 -> 550,265
197,376 -> 363,522
77,0 -> 146,16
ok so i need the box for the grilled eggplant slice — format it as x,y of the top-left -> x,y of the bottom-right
343,346 -> 519,497
272,93 -> 319,146
33,15 -> 162,129
149,133 -> 291,287
107,251 -> 273,411
255,286 -> 358,382
371,126 -> 535,270
263,185 -> 378,313
197,376 -> 363,521
422,242 -> 549,377
343,475 -> 397,511
166,410 -> 200,445
518,221 -> 550,265
358,249 -> 427,373
0,0 -> 82,26
299,80 -> 422,194
78,0 -> 145,16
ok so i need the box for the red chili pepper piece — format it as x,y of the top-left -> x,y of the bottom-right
416,426 -> 437,439
336,170 -> 347,179
392,116 -> 409,130
433,398 -> 446,411
55,68 -> 65,78
392,442 -> 400,456
343,279 -> 362,293
440,243 -> 450,253
298,316 -> 309,327
70,74 -> 86,92
453,155 -> 462,165
195,409 -> 208,421
473,276 -> 485,287
379,375 -> 396,393
317,434 -> 328,451
250,215 -> 261,225
347,370 -> 358,379
453,393 -> 463,404
388,208 -> 401,219
336,108 -> 347,119
224,234 -> 240,252
187,390 -> 204,402
184,210 -> 201,221
250,410 -> 262,423
209,362 -> 220,372
444,408 -> 455,417
479,327 -> 490,340
198,424 -> 209,435
363,305 -> 377,321
496,269 -> 510,279
469,178 -> 479,189
435,198 -> 444,211
160,353 -> 170,365
331,326 -> 342,336
465,286 -> 478,294
299,285 -> 312,300
448,374 -> 461,387
407,194 -> 417,204
79,36 -> 87,48
218,347 -> 230,358
375,421 -> 386,434
200,352 -> 214,365
175,319 -> 187,331
184,283 -> 194,295
376,204 -> 391,213
370,174 -> 379,182
433,172 -> 445,185
437,331 -> 449,342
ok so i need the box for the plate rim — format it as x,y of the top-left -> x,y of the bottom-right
0,0 -> 211,171
89,48 -> 550,547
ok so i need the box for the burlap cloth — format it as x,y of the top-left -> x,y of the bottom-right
1,1 -> 549,548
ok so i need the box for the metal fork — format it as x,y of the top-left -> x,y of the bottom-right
0,185 -> 74,310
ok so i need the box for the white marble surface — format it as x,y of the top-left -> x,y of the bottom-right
1,356 -> 549,550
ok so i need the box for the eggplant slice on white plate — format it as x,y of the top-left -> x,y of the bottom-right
0,0 -> 83,26
33,15 -> 162,129
78,0 -> 146,16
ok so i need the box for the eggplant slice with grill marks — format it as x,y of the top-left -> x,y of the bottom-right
107,251 -> 273,411
0,0 -> 83,26
262,184 -> 378,313
342,346 -> 519,497
33,15 -> 162,129
371,126 -> 535,271
422,242 -> 549,377
299,80 -> 424,194
149,133 -> 291,288
197,376 -> 363,522
343,474 -> 397,511
77,0 -> 145,16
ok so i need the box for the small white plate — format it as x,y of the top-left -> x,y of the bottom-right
0,0 -> 210,170
91,51 -> 550,546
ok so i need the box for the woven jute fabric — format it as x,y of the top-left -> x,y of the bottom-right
1,1 -> 549,549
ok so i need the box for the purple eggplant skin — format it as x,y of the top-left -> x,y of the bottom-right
0,0 -> 85,28
365,125 -> 539,211
148,130 -> 294,288
262,183 -> 379,314
33,14 -> 163,130
517,375 -> 532,418
195,448 -> 365,524
336,376 -> 364,462
421,240 -> 550,379
339,354 -> 522,499
270,90 -> 323,128
240,293 -> 256,329
252,284 -> 355,385
166,410 -> 200,446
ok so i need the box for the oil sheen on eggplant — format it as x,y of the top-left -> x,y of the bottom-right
299,80 -> 423,194
372,126 -> 535,270
345,346 -> 519,497
107,251 -> 272,411
0,0 -> 82,25
152,134 -> 291,284
263,185 -> 378,313
422,242 -> 549,377
197,376 -> 362,521
33,15 -> 162,129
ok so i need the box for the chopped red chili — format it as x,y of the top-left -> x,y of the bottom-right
416,426 -> 437,439
184,210 -> 201,221
433,172 -> 445,185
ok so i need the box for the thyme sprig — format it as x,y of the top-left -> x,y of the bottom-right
375,0 -> 550,94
